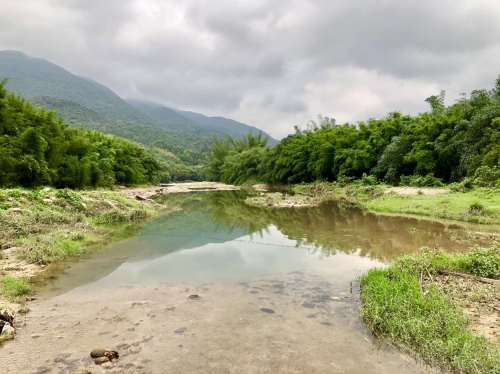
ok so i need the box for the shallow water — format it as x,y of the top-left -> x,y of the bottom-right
2,192 -> 483,373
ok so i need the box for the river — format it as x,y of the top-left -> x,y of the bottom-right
2,191 -> 485,373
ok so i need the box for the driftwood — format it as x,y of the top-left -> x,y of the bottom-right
438,269 -> 499,286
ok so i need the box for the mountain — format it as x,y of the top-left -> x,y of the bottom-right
128,99 -> 276,142
0,50 -> 276,163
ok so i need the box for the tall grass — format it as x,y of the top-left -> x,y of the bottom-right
361,249 -> 500,373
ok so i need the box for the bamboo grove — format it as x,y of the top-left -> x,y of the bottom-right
205,77 -> 500,186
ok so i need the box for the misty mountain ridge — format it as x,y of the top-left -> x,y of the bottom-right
0,50 -> 275,163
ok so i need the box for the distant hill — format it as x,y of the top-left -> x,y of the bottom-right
0,50 -> 276,163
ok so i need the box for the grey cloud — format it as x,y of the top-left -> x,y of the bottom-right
0,0 -> 499,137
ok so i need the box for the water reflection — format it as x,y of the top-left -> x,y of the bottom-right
41,191 -> 485,294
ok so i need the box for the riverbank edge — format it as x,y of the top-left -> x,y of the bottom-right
360,248 -> 500,374
0,188 -> 172,309
0,182 -> 238,334
246,182 -> 500,228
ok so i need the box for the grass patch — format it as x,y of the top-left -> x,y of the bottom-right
0,187 -> 167,268
366,188 -> 500,224
0,276 -> 31,301
361,249 -> 500,373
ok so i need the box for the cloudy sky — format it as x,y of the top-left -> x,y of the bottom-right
1,0 -> 499,137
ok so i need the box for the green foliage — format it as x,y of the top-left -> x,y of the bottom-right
468,201 -> 485,215
399,174 -> 444,187
0,51 -> 275,167
360,173 -> 378,186
361,250 -> 500,373
473,165 -> 500,187
367,188 -> 500,224
204,133 -> 269,184
457,248 -> 500,279
0,276 -> 31,300
206,77 -> 500,186
0,82 -> 161,188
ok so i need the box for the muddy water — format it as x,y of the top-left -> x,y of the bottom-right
2,192 -> 484,373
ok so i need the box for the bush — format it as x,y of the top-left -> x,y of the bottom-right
457,248 -> 500,279
473,166 -> 500,188
56,189 -> 85,210
399,174 -> 444,187
449,177 -> 474,192
468,201 -> 486,215
360,173 -> 378,186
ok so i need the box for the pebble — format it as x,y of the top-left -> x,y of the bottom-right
174,327 -> 187,334
94,356 -> 110,365
90,349 -> 106,358
1,323 -> 15,340
188,294 -> 201,300
259,308 -> 275,314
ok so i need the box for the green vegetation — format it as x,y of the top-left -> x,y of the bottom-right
0,82 -> 161,188
284,182 -> 500,224
0,50 -> 275,168
207,78 -> 500,187
366,188 -> 500,224
0,276 -> 31,301
361,249 -> 500,374
0,188 -> 159,264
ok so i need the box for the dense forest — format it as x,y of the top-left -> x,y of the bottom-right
0,81 -> 161,188
206,78 -> 500,186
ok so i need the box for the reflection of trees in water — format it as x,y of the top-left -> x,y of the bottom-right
203,192 -> 476,261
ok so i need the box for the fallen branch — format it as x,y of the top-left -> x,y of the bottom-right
438,269 -> 499,286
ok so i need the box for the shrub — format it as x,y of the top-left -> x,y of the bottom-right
399,174 -> 444,187
473,166 -> 500,188
56,189 -> 85,210
360,173 -> 378,186
457,248 -> 500,279
468,201 -> 485,215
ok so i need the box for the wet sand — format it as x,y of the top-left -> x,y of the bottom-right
1,272 -> 431,374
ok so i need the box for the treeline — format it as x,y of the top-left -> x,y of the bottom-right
0,82 -> 161,188
205,77 -> 500,186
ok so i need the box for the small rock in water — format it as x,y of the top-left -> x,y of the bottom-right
174,327 -> 187,334
0,308 -> 15,325
90,349 -> 107,358
259,308 -> 275,314
188,294 -> 201,300
90,348 -> 119,361
1,322 -> 15,340
94,356 -> 110,365
301,302 -> 315,309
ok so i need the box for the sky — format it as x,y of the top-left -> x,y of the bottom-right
1,0 -> 500,138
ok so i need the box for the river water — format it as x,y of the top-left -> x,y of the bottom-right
2,192 -> 484,373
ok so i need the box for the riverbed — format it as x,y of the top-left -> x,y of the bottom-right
2,191 -> 487,373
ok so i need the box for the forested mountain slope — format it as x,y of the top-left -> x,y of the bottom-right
0,50 -> 275,164
0,82 -> 160,188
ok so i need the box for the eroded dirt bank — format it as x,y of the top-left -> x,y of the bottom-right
1,273 -> 430,374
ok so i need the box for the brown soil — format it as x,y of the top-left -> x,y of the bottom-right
385,187 -> 450,196
122,182 -> 238,200
245,192 -> 324,208
428,273 -> 500,345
